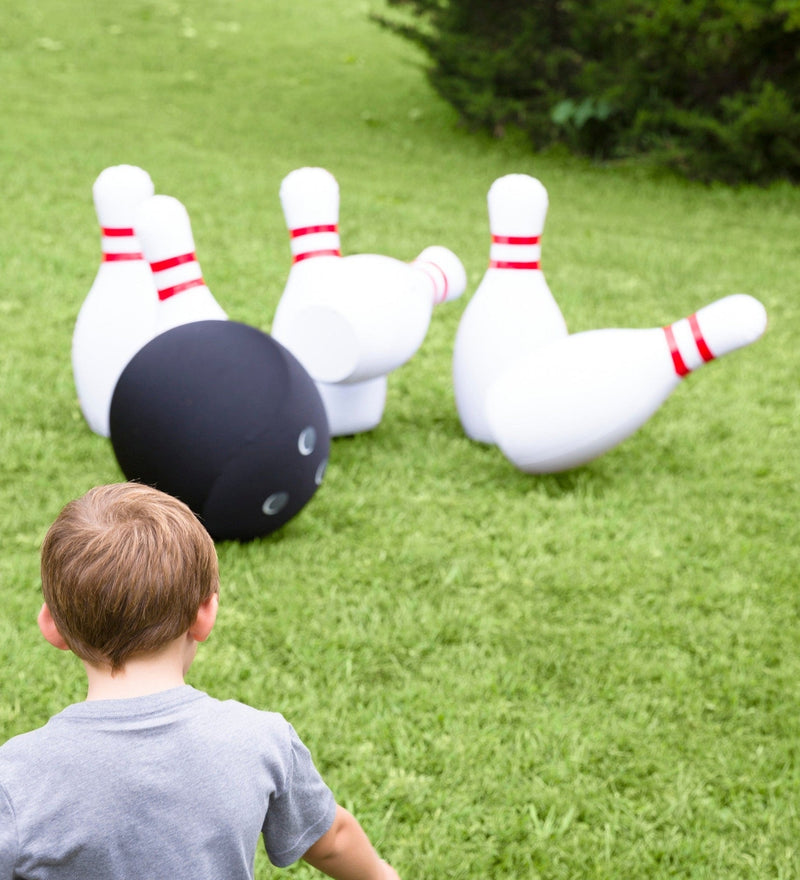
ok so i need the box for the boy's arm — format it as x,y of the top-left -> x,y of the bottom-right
302,804 -> 399,880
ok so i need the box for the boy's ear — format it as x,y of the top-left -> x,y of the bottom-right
37,603 -> 71,651
189,593 -> 219,643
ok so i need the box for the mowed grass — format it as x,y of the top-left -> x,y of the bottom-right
1,1 -> 799,878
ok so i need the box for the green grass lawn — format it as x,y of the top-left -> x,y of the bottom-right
1,1 -> 799,877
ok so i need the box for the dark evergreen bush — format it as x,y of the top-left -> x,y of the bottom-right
375,0 -> 800,184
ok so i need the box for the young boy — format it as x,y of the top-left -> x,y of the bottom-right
0,482 -> 400,880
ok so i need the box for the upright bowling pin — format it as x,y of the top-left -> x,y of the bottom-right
452,174 -> 568,444
485,293 -> 768,473
271,167 -> 384,435
134,194 -> 227,336
272,167 -> 466,435
71,165 -> 159,437
271,166 -> 343,337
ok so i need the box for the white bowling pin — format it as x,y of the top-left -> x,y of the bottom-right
272,167 -> 466,434
282,246 -> 466,384
71,165 -> 159,437
271,166 -> 343,337
134,194 -> 227,336
303,247 -> 465,436
452,173 -> 568,444
486,293 -> 768,473
271,167 -> 385,436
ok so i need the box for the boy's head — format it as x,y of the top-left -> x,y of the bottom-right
40,482 -> 219,672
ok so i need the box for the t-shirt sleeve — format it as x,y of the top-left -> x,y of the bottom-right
262,723 -> 337,867
0,782 -> 18,880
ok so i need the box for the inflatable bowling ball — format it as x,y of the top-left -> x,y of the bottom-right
109,320 -> 330,541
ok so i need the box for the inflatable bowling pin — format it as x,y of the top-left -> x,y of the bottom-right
271,166 -> 342,335
485,293 -> 768,473
134,194 -> 227,336
286,245 -> 465,384
452,174 -> 568,444
273,167 -> 466,385
271,167 -> 384,436
308,245 -> 466,437
71,165 -> 159,437
272,167 -> 466,434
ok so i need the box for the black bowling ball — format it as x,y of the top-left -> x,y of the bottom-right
110,320 -> 330,541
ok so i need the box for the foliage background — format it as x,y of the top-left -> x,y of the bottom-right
376,0 -> 800,184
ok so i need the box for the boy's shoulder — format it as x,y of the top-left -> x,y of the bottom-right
0,686 -> 294,769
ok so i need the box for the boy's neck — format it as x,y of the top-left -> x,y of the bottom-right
83,635 -> 196,701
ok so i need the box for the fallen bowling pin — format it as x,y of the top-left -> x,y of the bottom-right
485,293 -> 768,473
453,173 -> 568,444
72,165 -> 159,437
279,245 -> 466,384
134,194 -> 228,336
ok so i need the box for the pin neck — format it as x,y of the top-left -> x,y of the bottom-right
293,249 -> 342,264
290,224 -> 339,238
492,234 -> 541,245
157,278 -> 205,301
150,252 -> 197,272
412,259 -> 449,304
103,252 -> 144,262
663,313 -> 715,377
689,313 -> 715,362
289,223 -> 341,263
489,259 -> 541,270
100,226 -> 143,261
148,251 -> 205,301
489,233 -> 541,270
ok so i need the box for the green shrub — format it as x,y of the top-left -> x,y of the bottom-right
375,0 -> 800,184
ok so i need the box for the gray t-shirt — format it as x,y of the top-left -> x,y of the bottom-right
0,686 -> 336,879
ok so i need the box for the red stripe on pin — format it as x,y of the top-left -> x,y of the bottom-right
491,234 -> 541,245
101,227 -> 135,237
689,312 -> 715,363
290,224 -> 338,238
416,260 -> 448,303
293,249 -> 342,263
102,252 -> 143,261
663,325 -> 690,377
158,277 -> 205,301
489,260 -> 541,270
150,252 -> 197,273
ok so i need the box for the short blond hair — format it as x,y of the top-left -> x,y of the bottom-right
41,483 -> 219,672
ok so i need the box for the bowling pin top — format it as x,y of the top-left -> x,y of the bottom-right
487,174 -> 548,269
93,165 -> 154,258
134,194 -> 199,265
413,245 -> 467,305
134,193 -> 210,300
280,167 -> 341,263
134,194 -> 227,328
669,293 -> 767,370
